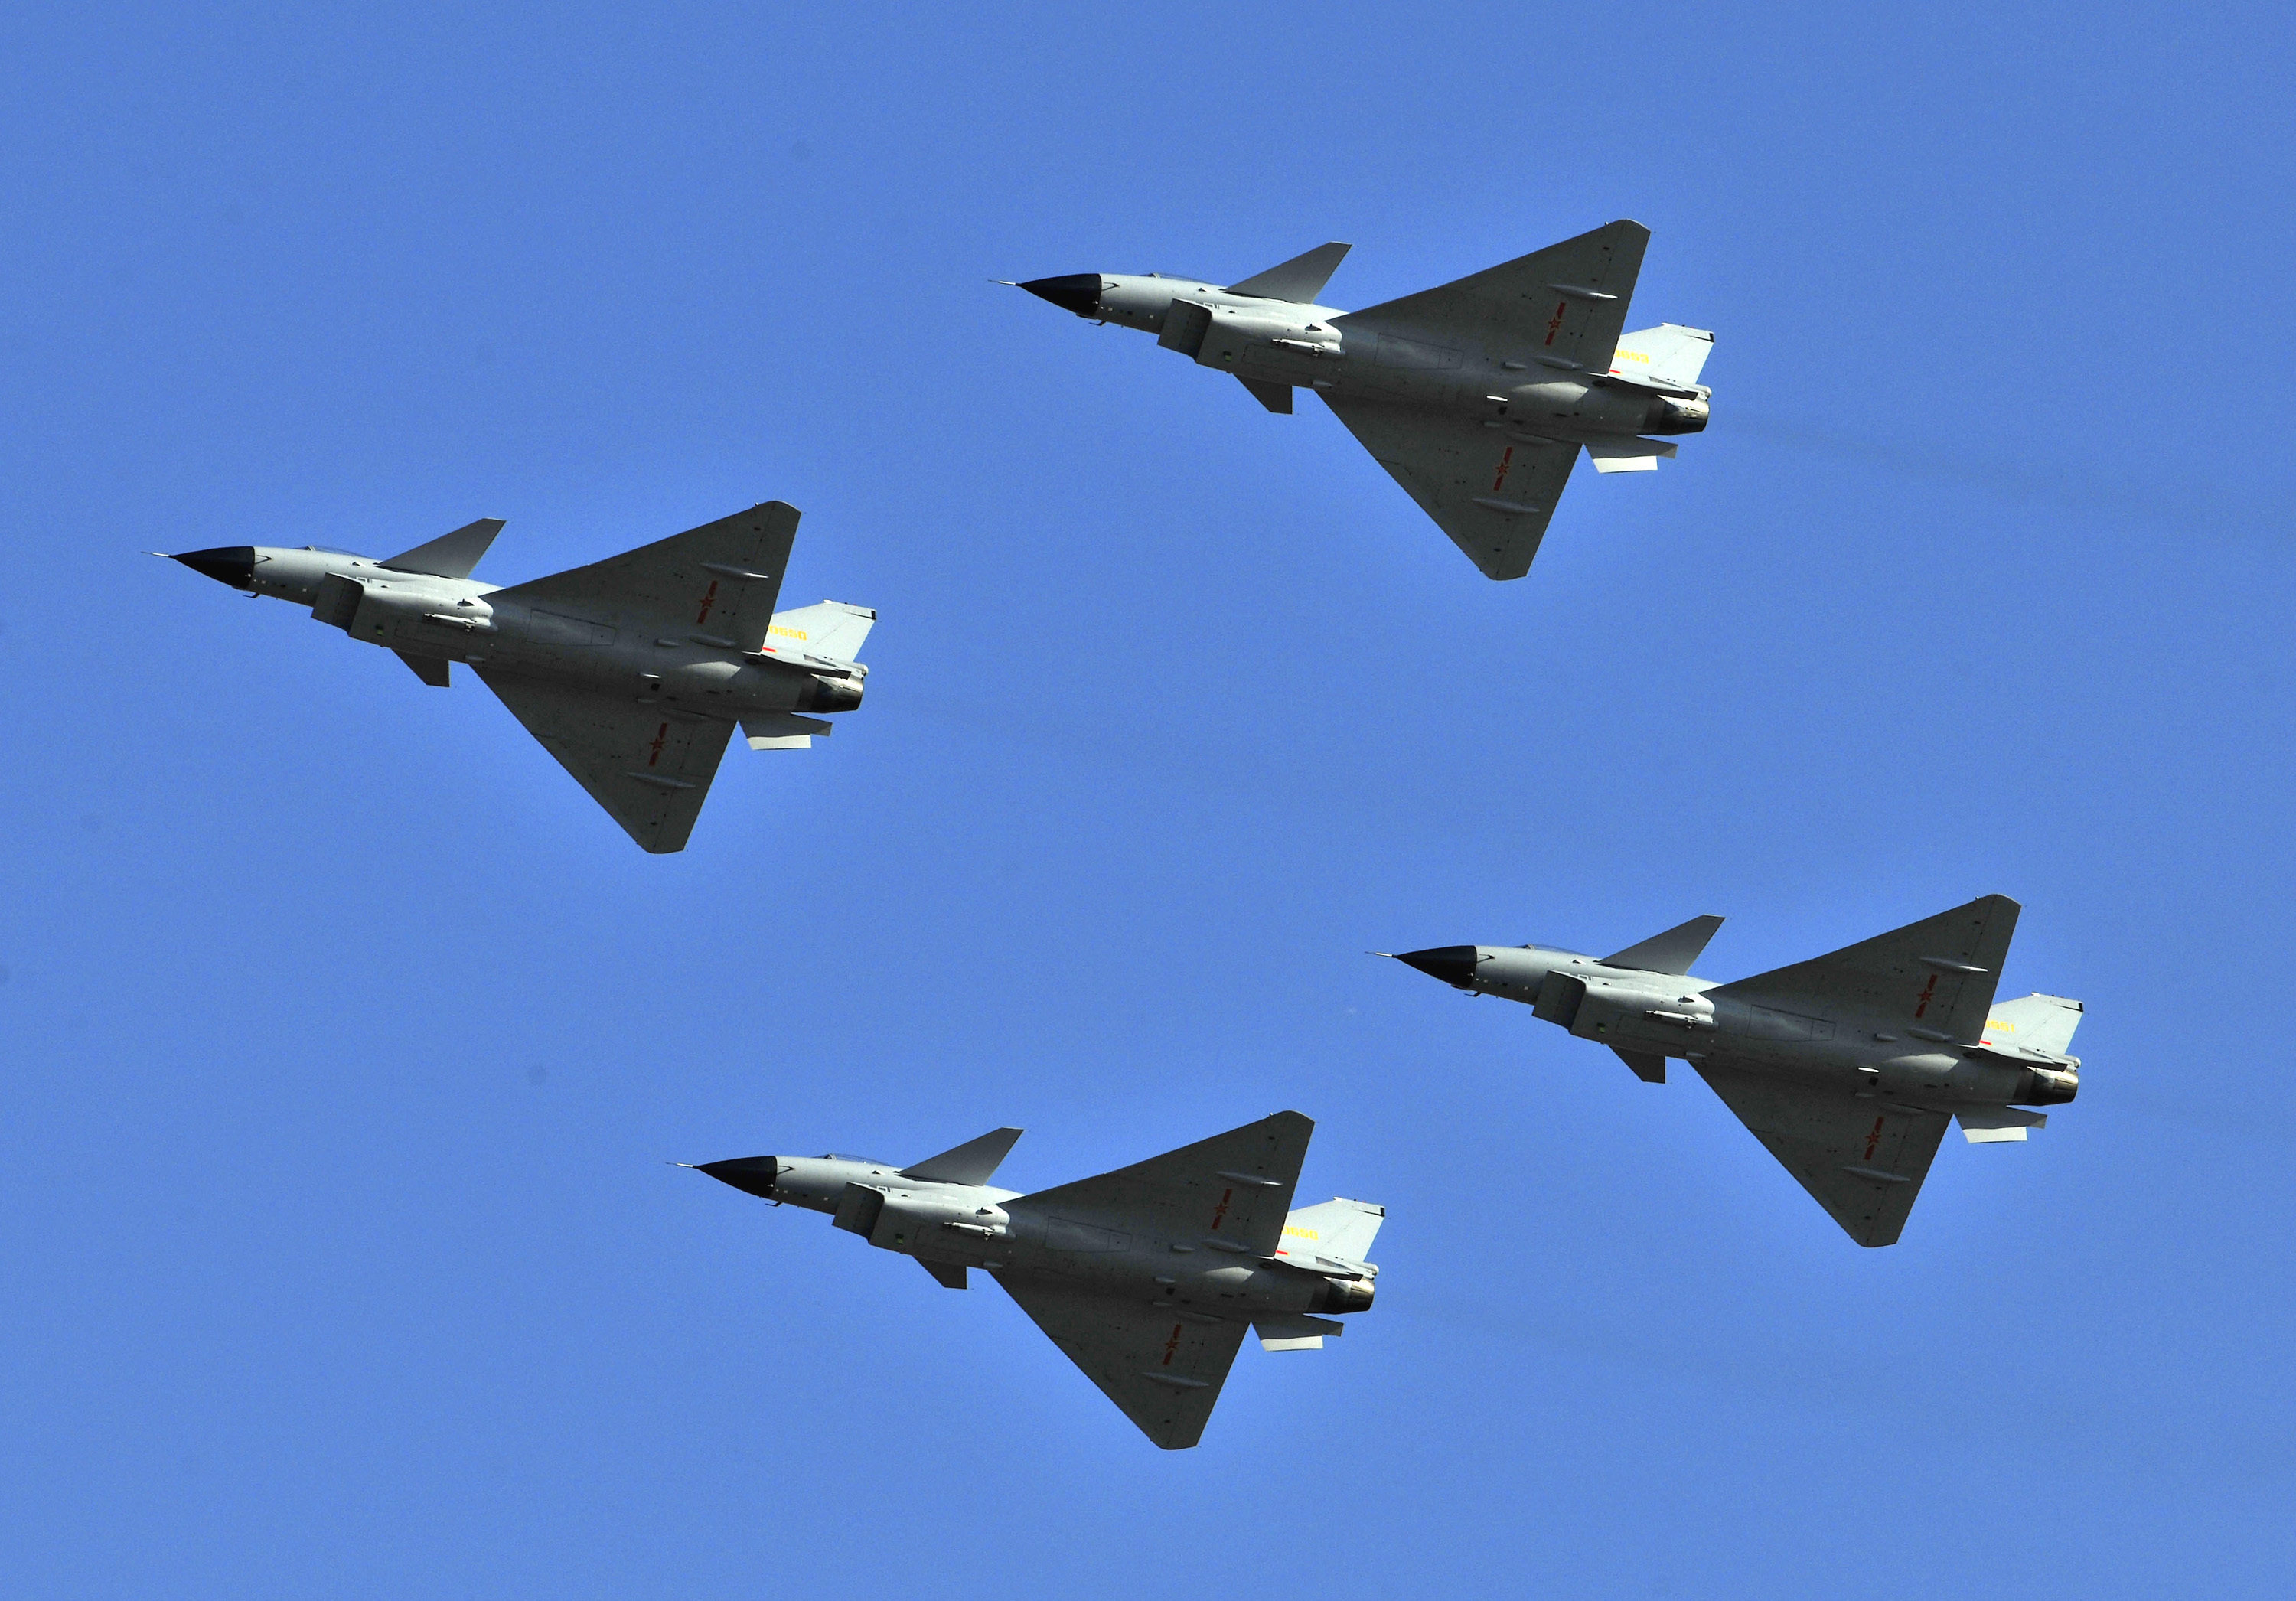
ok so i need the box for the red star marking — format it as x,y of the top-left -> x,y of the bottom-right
1208,1187 -> 1233,1231
1913,974 -> 1937,1019
694,580 -> 719,625
1161,1324 -> 1183,1365
1543,300 -> 1567,346
1864,1116 -> 1886,1160
1492,446 -> 1515,491
647,722 -> 670,766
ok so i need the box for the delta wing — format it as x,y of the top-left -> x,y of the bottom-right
489,503 -> 798,651
1009,1111 -> 1313,1254
1319,399 -> 1580,579
1341,220 -> 1649,372
995,1282 -> 1251,1450
476,672 -> 734,853
1692,1064 -> 1952,1247
1714,894 -> 2020,1042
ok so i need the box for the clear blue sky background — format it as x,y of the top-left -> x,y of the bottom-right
3,4 -> 2291,1596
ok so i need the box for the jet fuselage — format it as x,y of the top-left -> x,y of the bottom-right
703,1153 -> 1375,1319
1395,943 -> 2079,1109
174,543 -> 863,721
1026,271 -> 1709,439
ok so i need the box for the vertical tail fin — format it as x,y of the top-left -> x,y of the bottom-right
1601,915 -> 1724,975
1277,1198 -> 1384,1266
1225,242 -> 1351,303
767,600 -> 876,661
1609,324 -> 1714,388
382,517 -> 505,579
1981,994 -> 2084,1057
900,1127 -> 1023,1185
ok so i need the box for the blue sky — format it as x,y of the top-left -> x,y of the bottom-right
3,3 -> 2291,1595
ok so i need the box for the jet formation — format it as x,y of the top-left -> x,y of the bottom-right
1019,220 -> 1713,579
694,1112 -> 1381,1449
168,502 -> 872,852
1387,895 -> 2082,1246
156,218 -> 2094,1447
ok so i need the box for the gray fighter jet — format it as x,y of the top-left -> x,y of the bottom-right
1385,895 -> 2082,1246
166,503 -> 871,853
1018,221 -> 1711,579
693,1112 -> 1382,1449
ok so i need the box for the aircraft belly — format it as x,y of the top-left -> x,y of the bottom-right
1596,1008 -> 1707,1056
993,1216 -> 1127,1284
1952,1058 -> 2028,1101
1232,343 -> 1321,388
1699,1045 -> 1822,1081
478,631 -> 631,685
1371,373 -> 1459,406
1234,1272 -> 1319,1316
996,1223 -> 1309,1316
1020,1250 -> 1137,1293
482,624 -> 836,719
1508,387 -> 1646,435
1697,1043 -> 1866,1095
994,1258 -> 1303,1323
1704,1035 -> 2034,1112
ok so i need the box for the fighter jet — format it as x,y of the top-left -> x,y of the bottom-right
1017,220 -> 1711,580
165,502 -> 872,853
1384,895 -> 2082,1246
692,1112 -> 1382,1449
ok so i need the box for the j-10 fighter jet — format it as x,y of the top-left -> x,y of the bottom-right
168,503 -> 872,853
1387,895 -> 2082,1247
1019,220 -> 1712,580
693,1112 -> 1382,1449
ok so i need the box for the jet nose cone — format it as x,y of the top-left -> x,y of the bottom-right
1392,946 -> 1480,988
172,546 -> 257,589
696,1157 -> 781,1201
1019,274 -> 1103,318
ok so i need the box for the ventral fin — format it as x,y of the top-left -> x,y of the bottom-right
393,649 -> 451,687
1610,1045 -> 1667,1084
1238,376 -> 1293,413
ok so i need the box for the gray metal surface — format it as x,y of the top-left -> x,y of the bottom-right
1386,895 -> 2083,1246
168,501 -> 872,853
1016,222 -> 1714,579
693,1114 -> 1384,1449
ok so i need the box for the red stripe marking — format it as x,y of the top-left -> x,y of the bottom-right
1864,1116 -> 1886,1160
1913,975 -> 1937,1019
1161,1324 -> 1183,1365
1492,445 -> 1515,491
694,579 -> 720,625
1543,300 -> 1567,346
1208,1187 -> 1234,1231
647,722 -> 670,766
